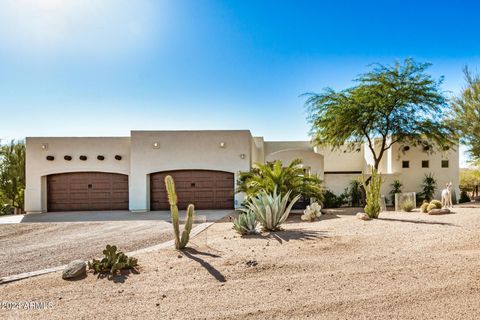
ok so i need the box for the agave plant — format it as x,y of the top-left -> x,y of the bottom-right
243,188 -> 300,231
232,210 -> 258,235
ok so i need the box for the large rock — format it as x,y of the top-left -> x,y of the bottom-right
356,212 -> 370,220
62,260 -> 87,280
428,208 -> 451,215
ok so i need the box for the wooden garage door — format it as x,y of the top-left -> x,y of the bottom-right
47,172 -> 129,212
150,170 -> 234,210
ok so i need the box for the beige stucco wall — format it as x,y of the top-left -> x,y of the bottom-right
315,145 -> 365,172
25,137 -> 131,213
129,130 -> 252,211
265,149 -> 324,179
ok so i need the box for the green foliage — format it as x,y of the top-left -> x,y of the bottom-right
233,211 -> 258,235
420,202 -> 429,213
305,59 -> 455,170
346,179 -> 362,206
400,198 -> 415,212
420,173 -> 437,202
0,140 -> 26,210
243,188 -> 300,231
460,168 -> 480,193
430,200 -> 442,209
0,204 -> 14,215
459,190 -> 471,203
88,245 -> 138,274
323,190 -> 347,208
165,175 -> 195,250
362,167 -> 382,219
236,159 -> 324,204
390,179 -> 403,206
451,67 -> 480,164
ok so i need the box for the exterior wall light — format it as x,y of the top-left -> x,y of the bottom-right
64,155 -> 72,161
79,155 -> 87,161
41,143 -> 48,151
97,155 -> 105,161
115,155 -> 122,161
152,142 -> 160,149
46,155 -> 55,161
219,142 -> 226,148
240,153 -> 245,159
403,146 -> 410,152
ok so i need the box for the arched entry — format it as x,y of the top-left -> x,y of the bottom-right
150,170 -> 234,210
47,172 -> 129,212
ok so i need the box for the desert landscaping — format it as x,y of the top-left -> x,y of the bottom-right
1,205 -> 480,319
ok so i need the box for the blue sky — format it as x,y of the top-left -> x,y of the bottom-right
0,0 -> 479,166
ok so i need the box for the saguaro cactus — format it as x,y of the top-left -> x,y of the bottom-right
165,175 -> 195,249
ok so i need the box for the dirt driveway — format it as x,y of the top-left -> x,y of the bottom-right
0,220 -> 173,278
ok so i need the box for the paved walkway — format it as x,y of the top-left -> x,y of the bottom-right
0,210 -> 233,224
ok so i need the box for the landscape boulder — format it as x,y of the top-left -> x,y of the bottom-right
356,212 -> 370,220
62,260 -> 87,280
428,208 -> 451,215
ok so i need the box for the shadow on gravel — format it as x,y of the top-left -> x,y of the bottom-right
182,248 -> 226,283
244,229 -> 330,244
377,217 -> 458,226
95,268 -> 140,283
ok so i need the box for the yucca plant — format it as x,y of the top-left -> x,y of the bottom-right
232,210 -> 258,235
243,188 -> 300,231
421,173 -> 437,202
362,167 -> 382,219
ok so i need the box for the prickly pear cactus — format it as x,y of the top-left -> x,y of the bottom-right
165,175 -> 195,249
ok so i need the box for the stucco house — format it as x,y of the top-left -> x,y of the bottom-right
25,130 -> 459,213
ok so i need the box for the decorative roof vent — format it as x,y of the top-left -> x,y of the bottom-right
79,155 -> 87,161
97,155 -> 105,161
64,155 -> 72,161
46,155 -> 55,161
115,155 -> 122,161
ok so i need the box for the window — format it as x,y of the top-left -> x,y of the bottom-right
402,161 -> 410,168
422,160 -> 429,168
441,160 -> 449,168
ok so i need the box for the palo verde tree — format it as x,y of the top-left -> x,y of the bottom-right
304,59 -> 456,171
451,67 -> 480,165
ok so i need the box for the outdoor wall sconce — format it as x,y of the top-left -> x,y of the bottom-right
115,155 -> 122,161
240,153 -> 245,159
64,155 -> 72,161
403,146 -> 410,152
219,142 -> 226,148
46,155 -> 54,161
79,155 -> 87,161
41,143 -> 48,151
152,142 -> 160,149
97,155 -> 105,161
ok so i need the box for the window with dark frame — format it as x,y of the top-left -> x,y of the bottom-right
402,160 -> 410,168
441,160 -> 449,168
422,160 -> 429,168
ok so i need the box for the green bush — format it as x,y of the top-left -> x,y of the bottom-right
420,202 -> 429,213
323,190 -> 347,208
88,245 -> 138,274
233,211 -> 258,235
390,179 -> 403,206
362,168 -> 382,219
429,200 -> 442,209
347,179 -> 362,207
420,173 -> 437,202
459,190 -> 471,203
400,199 -> 415,212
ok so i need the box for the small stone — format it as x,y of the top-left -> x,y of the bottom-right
162,294 -> 167,299
156,303 -> 160,307
356,212 -> 370,220
286,288 -> 291,292
177,255 -> 182,258
62,260 -> 86,280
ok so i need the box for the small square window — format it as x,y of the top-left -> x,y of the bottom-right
422,160 -> 429,168
441,160 -> 449,168
402,161 -> 410,168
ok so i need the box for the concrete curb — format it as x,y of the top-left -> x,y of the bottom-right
0,222 -> 214,285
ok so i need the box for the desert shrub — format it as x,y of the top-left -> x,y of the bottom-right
420,173 -> 437,202
459,190 -> 471,203
0,204 -> 14,215
420,202 -> 429,213
301,202 -> 322,221
323,190 -> 347,208
362,168 -> 382,219
430,200 -> 442,209
347,179 -> 362,206
390,179 -> 403,206
88,245 -> 138,274
400,199 -> 415,212
233,211 -> 258,235
243,188 -> 300,231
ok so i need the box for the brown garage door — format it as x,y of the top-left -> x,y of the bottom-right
47,172 -> 129,212
150,170 -> 234,210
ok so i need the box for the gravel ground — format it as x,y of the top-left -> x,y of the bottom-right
1,206 -> 480,319
0,221 -> 173,278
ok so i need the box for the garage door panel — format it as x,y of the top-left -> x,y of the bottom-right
47,172 -> 129,212
150,170 -> 234,210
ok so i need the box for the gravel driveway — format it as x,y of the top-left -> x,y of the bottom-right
0,220 -> 173,278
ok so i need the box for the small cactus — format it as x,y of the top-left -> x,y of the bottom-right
165,175 -> 195,249
88,244 -> 138,274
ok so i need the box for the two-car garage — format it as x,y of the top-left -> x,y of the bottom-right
46,170 -> 234,212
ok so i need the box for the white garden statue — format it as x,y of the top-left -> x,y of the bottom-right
301,202 -> 322,221
441,182 -> 453,209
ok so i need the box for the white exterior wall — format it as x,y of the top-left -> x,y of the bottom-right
315,146 -> 365,172
25,137 -> 131,213
265,149 -> 324,179
129,130 -> 252,211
